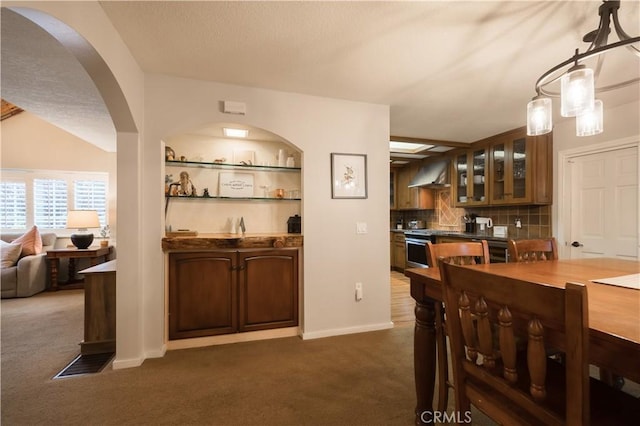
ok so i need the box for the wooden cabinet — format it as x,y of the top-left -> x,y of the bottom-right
390,170 -> 397,209
453,147 -> 489,207
395,164 -> 435,210
391,232 -> 406,271
168,249 -> 298,340
238,249 -> 298,332
452,127 -> 552,206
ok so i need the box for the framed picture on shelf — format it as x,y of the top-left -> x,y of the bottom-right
331,153 -> 367,199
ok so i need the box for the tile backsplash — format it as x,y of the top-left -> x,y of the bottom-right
391,190 -> 551,239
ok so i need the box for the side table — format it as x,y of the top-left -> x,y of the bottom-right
46,246 -> 113,291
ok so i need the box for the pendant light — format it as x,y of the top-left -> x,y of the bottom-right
576,99 -> 604,136
526,0 -> 639,137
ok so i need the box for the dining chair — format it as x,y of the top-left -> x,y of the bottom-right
507,237 -> 558,262
424,240 -> 490,412
440,262 -> 639,425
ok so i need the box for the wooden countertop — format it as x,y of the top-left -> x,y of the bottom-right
162,233 -> 303,251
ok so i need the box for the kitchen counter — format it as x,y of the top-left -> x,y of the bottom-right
162,233 -> 303,251
392,229 -> 520,243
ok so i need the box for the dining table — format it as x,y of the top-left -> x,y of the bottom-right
405,258 -> 640,423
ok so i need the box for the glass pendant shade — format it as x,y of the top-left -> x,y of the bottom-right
560,65 -> 594,117
526,96 -> 553,136
576,99 -> 603,137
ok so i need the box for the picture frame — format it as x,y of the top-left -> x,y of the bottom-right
331,153 -> 367,199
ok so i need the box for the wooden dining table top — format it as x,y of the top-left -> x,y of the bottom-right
405,257 -> 640,352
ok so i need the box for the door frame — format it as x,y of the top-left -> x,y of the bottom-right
557,136 -> 640,259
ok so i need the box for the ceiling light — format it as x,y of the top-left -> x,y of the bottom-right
223,127 -> 248,138
526,0 -> 639,137
576,99 -> 604,136
389,141 -> 432,153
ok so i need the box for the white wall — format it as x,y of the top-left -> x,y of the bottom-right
145,75 -> 392,339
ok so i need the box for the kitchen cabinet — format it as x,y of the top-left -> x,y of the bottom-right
168,249 -> 298,340
453,147 -> 489,207
391,232 -> 406,271
489,130 -> 552,205
165,160 -> 301,201
452,127 -> 552,206
395,164 -> 435,210
390,170 -> 397,209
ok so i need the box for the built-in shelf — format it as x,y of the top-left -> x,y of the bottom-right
166,160 -> 301,172
165,195 -> 301,201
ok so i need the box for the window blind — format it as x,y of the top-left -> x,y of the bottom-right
0,181 -> 27,229
74,180 -> 107,226
34,179 -> 68,228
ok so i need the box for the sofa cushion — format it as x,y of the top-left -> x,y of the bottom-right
11,226 -> 43,256
1,240 -> 22,268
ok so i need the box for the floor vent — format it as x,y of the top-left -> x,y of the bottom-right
53,352 -> 114,379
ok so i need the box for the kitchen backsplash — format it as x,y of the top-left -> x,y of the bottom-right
391,191 -> 551,239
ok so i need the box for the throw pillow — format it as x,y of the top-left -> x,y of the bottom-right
11,226 -> 43,256
0,240 -> 22,268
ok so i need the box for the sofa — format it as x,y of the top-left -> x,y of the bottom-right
1,232 -> 57,298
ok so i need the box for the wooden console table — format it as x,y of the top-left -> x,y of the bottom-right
46,246 -> 112,291
78,260 -> 116,355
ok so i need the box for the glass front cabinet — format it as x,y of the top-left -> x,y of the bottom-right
452,128 -> 552,207
453,147 -> 488,206
490,136 -> 530,205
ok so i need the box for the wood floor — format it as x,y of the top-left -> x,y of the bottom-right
390,270 -> 414,326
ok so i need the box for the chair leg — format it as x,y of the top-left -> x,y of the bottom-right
434,302 -> 449,412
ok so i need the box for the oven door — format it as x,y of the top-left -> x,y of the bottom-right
405,237 -> 429,268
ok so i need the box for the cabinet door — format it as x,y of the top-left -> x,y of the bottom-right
490,136 -> 532,205
393,234 -> 406,270
238,249 -> 299,332
454,148 -> 488,206
390,171 -> 397,210
169,252 -> 237,339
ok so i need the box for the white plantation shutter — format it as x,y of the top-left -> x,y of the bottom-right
74,180 -> 107,226
34,179 -> 68,228
0,181 -> 27,229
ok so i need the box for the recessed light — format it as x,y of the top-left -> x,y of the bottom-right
389,141 -> 433,153
223,127 -> 249,138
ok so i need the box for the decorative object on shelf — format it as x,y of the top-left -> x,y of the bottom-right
286,156 -> 295,167
275,188 -> 285,199
178,171 -> 196,196
99,225 -> 110,247
165,146 -> 175,161
180,156 -> 187,162
213,157 -> 227,163
287,215 -> 302,233
67,210 -> 100,249
165,174 -> 174,195
202,188 -> 210,197
233,150 -> 255,165
331,153 -> 368,199
219,172 -> 254,197
526,0 -> 639,137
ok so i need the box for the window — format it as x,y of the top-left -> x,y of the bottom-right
0,181 -> 27,229
34,179 -> 68,228
0,169 -> 108,232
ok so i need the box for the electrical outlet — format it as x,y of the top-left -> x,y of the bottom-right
515,218 -> 522,228
355,282 -> 363,301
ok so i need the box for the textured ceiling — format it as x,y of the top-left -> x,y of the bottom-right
1,1 -> 639,152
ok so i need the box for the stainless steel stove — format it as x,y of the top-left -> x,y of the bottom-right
404,230 -> 438,268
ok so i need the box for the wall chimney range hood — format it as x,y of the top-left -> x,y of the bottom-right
408,160 -> 450,188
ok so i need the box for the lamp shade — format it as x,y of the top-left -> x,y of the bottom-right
576,99 -> 604,137
526,96 -> 553,136
66,210 -> 100,230
560,65 -> 594,117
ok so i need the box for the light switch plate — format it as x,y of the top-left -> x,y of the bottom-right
493,226 -> 508,238
356,222 -> 368,234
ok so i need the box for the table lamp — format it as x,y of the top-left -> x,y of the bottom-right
66,210 -> 100,249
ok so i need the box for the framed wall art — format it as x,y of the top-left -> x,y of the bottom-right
331,153 -> 367,199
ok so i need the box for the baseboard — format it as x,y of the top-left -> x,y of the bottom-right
111,356 -> 144,370
145,343 -> 167,359
301,321 -> 394,340
166,326 -> 300,351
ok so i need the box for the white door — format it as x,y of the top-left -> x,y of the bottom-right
567,146 -> 638,259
